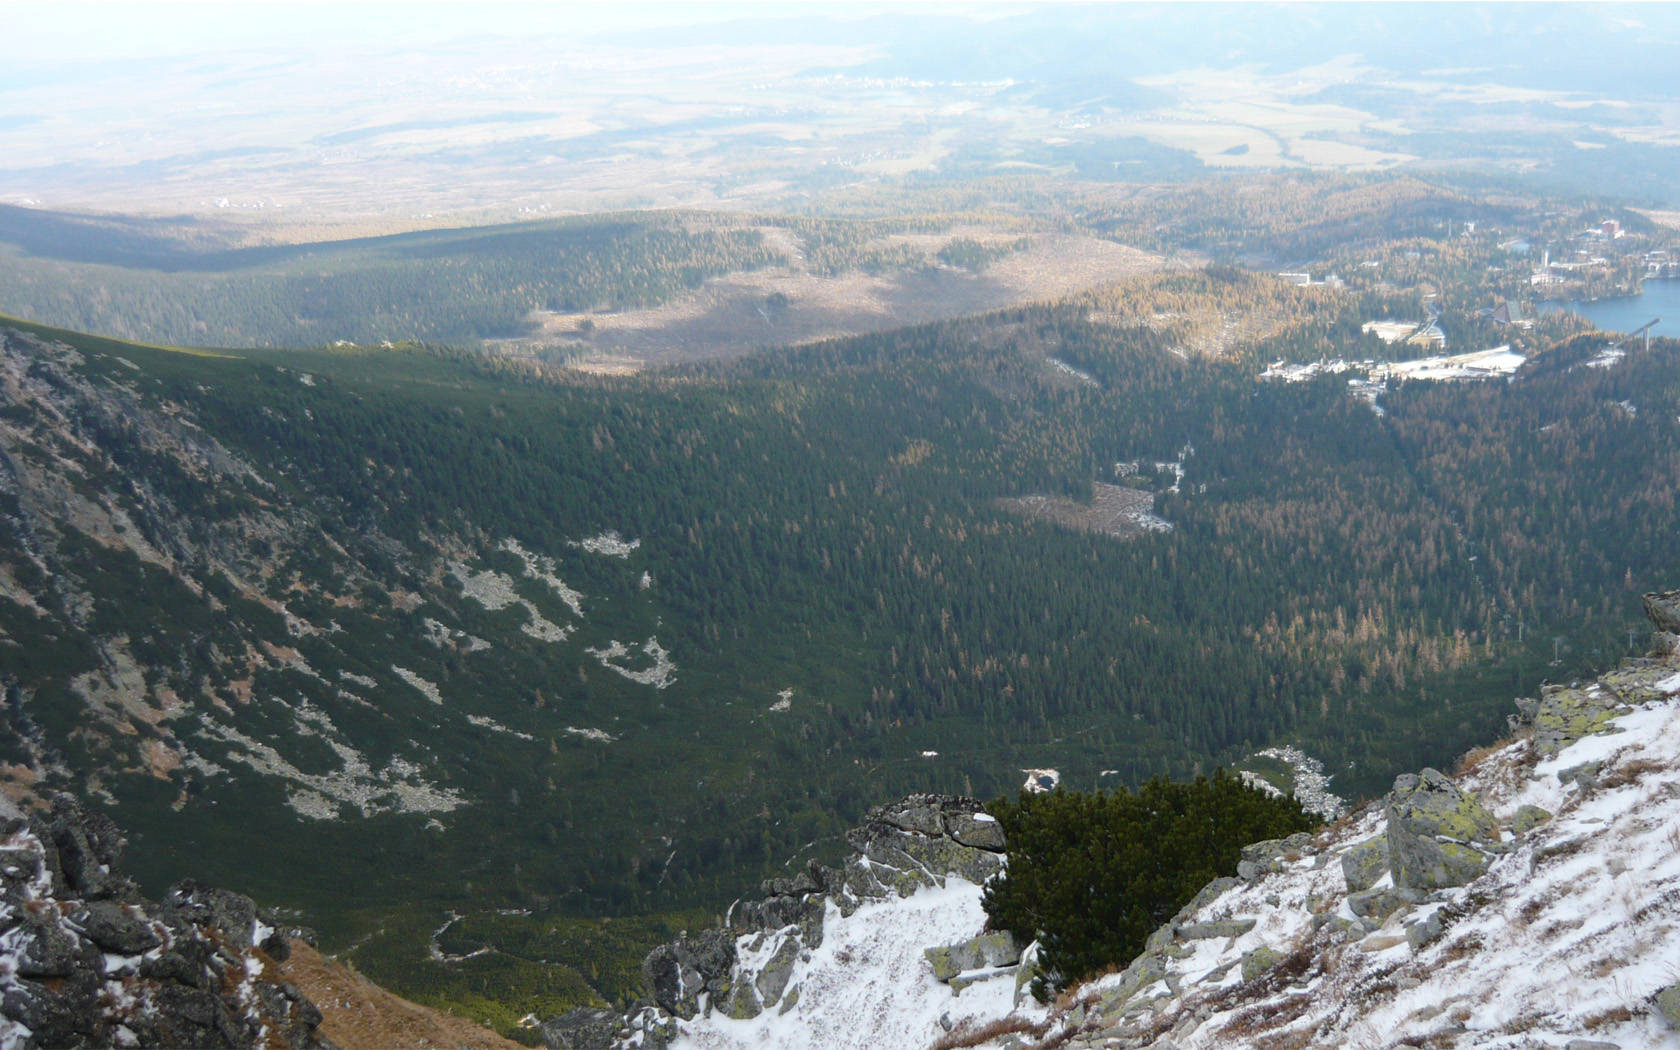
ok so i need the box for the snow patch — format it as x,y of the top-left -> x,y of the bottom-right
466,715 -> 535,741
573,530 -> 641,558
563,726 -> 617,743
1238,746 -> 1346,820
197,707 -> 464,820
1021,768 -> 1060,793
1047,358 -> 1099,387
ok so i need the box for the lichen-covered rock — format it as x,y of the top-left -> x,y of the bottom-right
876,796 -> 948,837
1012,942 -> 1041,1007
1172,877 -> 1240,923
1176,919 -> 1256,941
1557,760 -> 1603,789
1099,951 -> 1168,1012
1236,833 -> 1313,882
926,931 -> 1021,982
944,809 -> 1006,851
840,795 -> 1007,902
617,1005 -> 676,1050
754,936 -> 801,1007
73,899 -> 163,955
1347,887 -> 1416,922
1530,682 -> 1629,757
1385,768 -> 1502,891
1405,909 -> 1447,950
1511,805 -> 1552,836
1240,946 -> 1286,983
1340,837 -> 1388,893
1654,983 -> 1680,1029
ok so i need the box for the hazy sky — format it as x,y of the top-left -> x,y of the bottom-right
8,2 -> 1012,62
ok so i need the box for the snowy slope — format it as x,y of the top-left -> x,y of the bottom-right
959,654 -> 1680,1050
669,880 -> 1042,1049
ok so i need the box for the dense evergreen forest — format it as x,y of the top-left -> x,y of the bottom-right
0,211 -> 781,347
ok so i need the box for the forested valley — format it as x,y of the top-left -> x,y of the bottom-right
2,240 -> 1674,1030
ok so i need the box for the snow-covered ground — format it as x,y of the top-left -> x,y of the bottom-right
1371,344 -> 1526,381
1262,346 -> 1525,388
670,881 -> 1042,1050
1261,359 -> 1354,382
1362,320 -> 1418,344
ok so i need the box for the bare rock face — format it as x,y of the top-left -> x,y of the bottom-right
640,929 -> 737,1022
840,794 -> 1007,902
542,1007 -> 623,1050
1384,768 -> 1503,891
0,794 -> 330,1050
1643,589 -> 1680,635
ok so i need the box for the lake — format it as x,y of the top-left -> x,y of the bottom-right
1541,278 -> 1680,338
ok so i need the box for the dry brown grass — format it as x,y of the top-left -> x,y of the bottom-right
507,231 -> 1168,369
930,1014 -> 1051,1050
1436,933 -> 1486,964
278,940 -> 522,1050
1453,738 -> 1514,777
1580,1003 -> 1637,1029
1598,758 -> 1665,789
1220,992 -> 1318,1039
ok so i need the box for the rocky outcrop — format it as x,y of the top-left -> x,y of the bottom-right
926,931 -> 1021,982
0,794 -> 330,1050
1339,836 -> 1387,892
952,591 -> 1680,1050
1383,768 -> 1503,891
641,929 -> 736,1021
542,1008 -> 622,1050
837,795 -> 1006,906
1643,589 -> 1680,635
559,794 -> 1008,1049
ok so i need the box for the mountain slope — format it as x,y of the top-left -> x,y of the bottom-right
967,605 -> 1680,1049
581,596 -> 1680,1049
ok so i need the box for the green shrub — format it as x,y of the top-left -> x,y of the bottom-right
982,770 -> 1316,999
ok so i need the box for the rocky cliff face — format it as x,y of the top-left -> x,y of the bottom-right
0,793 -> 329,1049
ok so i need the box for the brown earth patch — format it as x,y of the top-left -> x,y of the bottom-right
998,482 -> 1169,539
497,232 -> 1170,369
279,940 -> 524,1050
